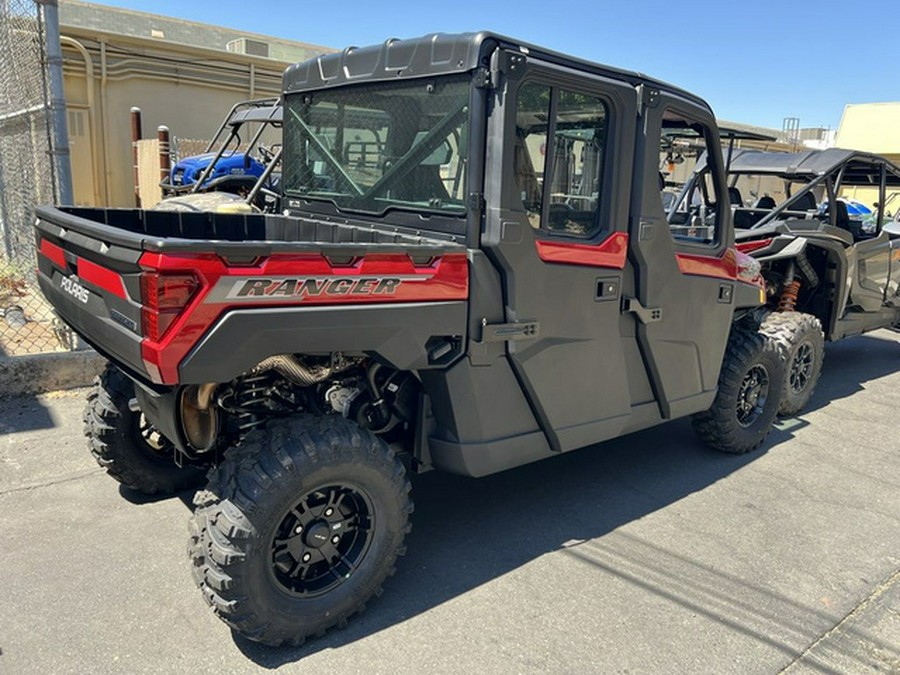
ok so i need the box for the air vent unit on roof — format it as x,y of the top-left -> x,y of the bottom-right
226,37 -> 270,58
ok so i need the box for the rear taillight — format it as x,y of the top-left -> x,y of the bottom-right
140,271 -> 199,341
735,250 -> 763,286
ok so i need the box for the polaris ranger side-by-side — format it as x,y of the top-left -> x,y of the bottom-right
679,148 -> 900,414
35,33 -> 783,646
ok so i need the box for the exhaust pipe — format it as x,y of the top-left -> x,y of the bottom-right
180,382 -> 218,452
250,354 -> 334,386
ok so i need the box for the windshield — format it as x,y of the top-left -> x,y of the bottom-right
282,76 -> 470,215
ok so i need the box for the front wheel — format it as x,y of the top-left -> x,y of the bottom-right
188,414 -> 412,646
693,326 -> 786,454
760,312 -> 824,416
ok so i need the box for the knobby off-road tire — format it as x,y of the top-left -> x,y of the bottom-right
692,325 -> 786,454
84,363 -> 207,494
760,311 -> 824,416
188,414 -> 413,646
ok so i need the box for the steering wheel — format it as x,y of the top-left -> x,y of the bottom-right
257,145 -> 273,163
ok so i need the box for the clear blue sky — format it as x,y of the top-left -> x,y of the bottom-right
86,0 -> 898,131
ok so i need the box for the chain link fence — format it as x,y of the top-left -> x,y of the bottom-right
0,0 -> 65,356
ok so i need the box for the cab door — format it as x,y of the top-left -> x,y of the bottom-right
843,160 -> 893,312
628,91 -> 738,419
852,231 -> 892,311
482,53 -> 642,452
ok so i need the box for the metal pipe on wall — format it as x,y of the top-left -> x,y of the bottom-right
59,36 -> 102,205
130,106 -> 142,207
100,40 -> 112,204
0,158 -> 11,260
35,0 -> 73,205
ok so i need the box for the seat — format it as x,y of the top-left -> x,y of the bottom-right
755,195 -> 776,209
404,165 -> 449,202
827,200 -> 851,230
790,192 -> 817,212
821,200 -> 855,241
732,208 -> 767,229
514,132 -> 542,222
727,186 -> 743,208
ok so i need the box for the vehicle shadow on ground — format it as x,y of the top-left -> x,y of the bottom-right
0,390 -> 59,435
224,332 -> 895,666
800,332 -> 899,415
117,483 -> 197,509
232,416 -> 798,666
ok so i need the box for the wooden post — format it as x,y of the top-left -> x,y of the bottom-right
130,106 -> 142,207
158,125 -> 171,185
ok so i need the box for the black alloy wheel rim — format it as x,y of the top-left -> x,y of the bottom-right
270,484 -> 375,597
789,342 -> 814,394
736,364 -> 769,427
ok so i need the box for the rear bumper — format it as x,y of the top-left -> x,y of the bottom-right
37,261 -> 150,382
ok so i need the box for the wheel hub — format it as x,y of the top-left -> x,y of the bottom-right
304,521 -> 331,549
789,342 -> 813,394
270,484 -> 374,597
736,364 -> 769,428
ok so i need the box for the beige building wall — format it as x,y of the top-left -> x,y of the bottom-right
835,103 -> 900,159
59,2 -> 333,207
834,103 -> 900,214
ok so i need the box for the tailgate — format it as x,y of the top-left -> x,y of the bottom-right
34,207 -> 150,379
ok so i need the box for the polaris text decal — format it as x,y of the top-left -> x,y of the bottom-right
60,275 -> 90,304
225,276 -> 410,300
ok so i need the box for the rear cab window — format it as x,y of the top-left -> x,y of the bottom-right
661,110 -> 723,247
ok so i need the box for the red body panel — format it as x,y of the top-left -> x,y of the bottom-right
534,232 -> 628,268
675,248 -> 738,280
77,258 -> 128,300
40,239 -> 67,269
735,238 -> 774,255
139,251 -> 469,384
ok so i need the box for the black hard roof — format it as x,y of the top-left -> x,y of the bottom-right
717,125 -> 778,142
722,147 -> 900,185
228,105 -> 282,125
283,31 -> 710,112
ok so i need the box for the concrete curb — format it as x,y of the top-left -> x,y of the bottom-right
0,350 -> 106,397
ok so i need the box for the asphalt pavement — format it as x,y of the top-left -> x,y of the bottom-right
1,330 -> 899,674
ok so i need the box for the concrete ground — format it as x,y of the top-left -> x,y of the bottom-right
1,331 -> 899,674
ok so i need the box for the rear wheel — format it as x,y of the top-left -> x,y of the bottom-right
84,363 -> 206,494
188,414 -> 412,646
693,325 -> 786,454
761,312 -> 824,416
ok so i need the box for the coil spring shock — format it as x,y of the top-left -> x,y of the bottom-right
778,279 -> 801,311
217,373 -> 273,437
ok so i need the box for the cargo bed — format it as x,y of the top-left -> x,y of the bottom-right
35,206 -> 469,385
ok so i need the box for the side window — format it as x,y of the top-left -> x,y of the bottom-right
515,83 -> 549,228
662,110 -> 721,245
515,82 -> 609,238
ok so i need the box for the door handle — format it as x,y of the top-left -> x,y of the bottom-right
478,319 -> 540,343
595,277 -> 620,301
623,297 -> 662,324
